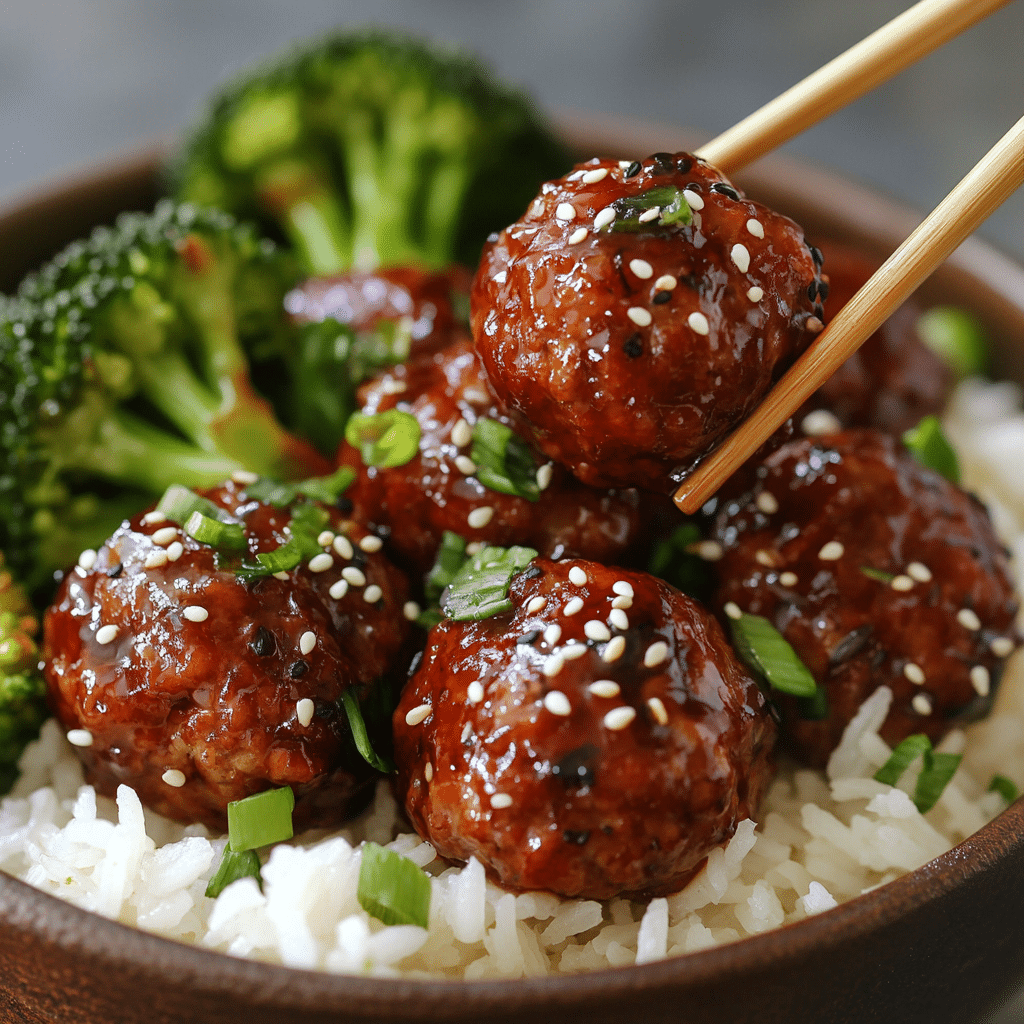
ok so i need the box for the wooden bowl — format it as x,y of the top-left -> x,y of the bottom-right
2,116 -> 1024,1024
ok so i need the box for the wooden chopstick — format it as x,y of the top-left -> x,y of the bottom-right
674,112 -> 1024,515
697,0 -> 1012,175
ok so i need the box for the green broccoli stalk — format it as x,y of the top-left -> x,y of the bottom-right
0,553 -> 48,794
171,30 -> 570,274
0,200 -> 329,588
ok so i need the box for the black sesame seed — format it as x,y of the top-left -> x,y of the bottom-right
563,830 -> 591,846
520,565 -> 544,580
808,245 -> 824,267
250,625 -> 276,657
335,496 -> 354,515
517,630 -> 541,645
814,303 -> 825,320
652,290 -> 672,305
710,182 -> 741,201
807,281 -> 819,302
289,660 -> 309,678
651,152 -> 674,173
676,156 -> 693,173
106,562 -> 124,579
817,279 -> 830,302
407,649 -> 424,678
623,333 -> 643,358
624,160 -> 642,179
551,744 -> 598,789
828,625 -> 873,666
352,551 -> 368,568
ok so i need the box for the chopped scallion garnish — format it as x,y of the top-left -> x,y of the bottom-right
916,306 -> 989,380
346,409 -> 421,469
601,185 -> 692,232
340,689 -> 395,773
425,531 -> 468,603
902,416 -> 960,484
470,418 -> 539,501
184,510 -> 246,550
156,484 -> 233,526
728,613 -> 819,698
357,842 -> 431,928
441,544 -> 538,621
874,734 -> 932,786
205,847 -> 262,899
860,566 -> 896,584
235,502 -> 328,581
226,786 -> 295,852
245,467 -> 356,508
874,734 -> 962,813
989,774 -> 1020,804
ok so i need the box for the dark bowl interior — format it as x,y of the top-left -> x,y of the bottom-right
2,116 -> 1024,1024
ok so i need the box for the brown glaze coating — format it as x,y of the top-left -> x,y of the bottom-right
393,558 -> 777,900
710,430 -> 1019,766
471,152 -> 824,492
42,482 -> 410,831
337,336 -> 648,576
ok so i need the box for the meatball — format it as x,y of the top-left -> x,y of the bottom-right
337,336 -> 648,575
471,152 -> 825,492
710,430 -> 1019,766
43,482 -> 410,831
393,557 -> 777,899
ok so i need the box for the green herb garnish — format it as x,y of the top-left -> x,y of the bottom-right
729,613 -> 819,698
874,734 -> 932,786
245,466 -> 356,508
916,306 -> 989,380
226,786 -> 295,852
874,734 -> 962,813
346,409 -> 421,469
156,484 -> 234,526
861,566 -> 896,584
902,416 -> 960,484
602,185 -> 692,232
340,689 -> 395,773
441,544 -> 538,621
205,847 -> 262,899
357,842 -> 432,928
235,501 -> 329,581
470,418 -> 539,501
989,774 -> 1019,804
425,531 -> 469,603
184,510 -> 246,551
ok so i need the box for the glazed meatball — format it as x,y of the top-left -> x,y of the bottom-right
710,430 -> 1019,766
43,482 -> 410,831
471,152 -> 825,492
393,557 -> 777,900
337,336 -> 648,575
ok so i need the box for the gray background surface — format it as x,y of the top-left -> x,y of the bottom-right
2,1 -> 1023,1020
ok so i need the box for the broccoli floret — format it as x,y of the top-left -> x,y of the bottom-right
0,200 -> 329,588
171,30 -> 570,274
0,552 -> 48,794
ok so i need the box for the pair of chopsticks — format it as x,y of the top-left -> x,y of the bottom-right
672,0 -> 1023,514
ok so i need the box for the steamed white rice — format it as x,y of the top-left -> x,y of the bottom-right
2,376 -> 1023,979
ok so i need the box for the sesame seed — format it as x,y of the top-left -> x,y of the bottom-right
152,527 -> 178,546
627,307 -> 652,327
912,693 -> 933,716
363,584 -> 383,603
142,510 -> 167,525
451,418 -> 473,448
971,665 -> 992,696
903,663 -> 926,685
455,455 -> 478,475
544,624 -> 562,645
654,276 -> 678,293
67,729 -> 93,748
609,608 -> 629,630
359,535 -> 383,553
333,535 -> 355,560
466,541 -> 484,555
589,680 -> 621,698
467,681 -> 485,704
780,572 -> 799,587
647,697 -> 669,725
543,655 -> 566,678
612,581 -> 634,597
424,763 -> 433,782
461,722 -> 473,743
530,198 -> 545,216
403,601 -> 421,621
695,540 -> 723,561
468,506 -> 494,529
317,530 -> 336,547
594,207 -> 616,231
309,553 -> 334,573
562,642 -> 587,660
604,706 -> 636,731
618,159 -> 633,169
330,579 -> 349,600
162,769 -> 186,788
746,219 -> 765,239
644,641 -> 670,667
299,631 -> 316,656
818,541 -> 845,561
544,691 -> 572,716
611,595 -> 633,610
296,698 -> 315,727
166,541 -> 184,562
638,207 -> 661,223
581,167 -> 609,184
183,606 -> 208,623
95,624 -> 119,646
629,258 -> 654,280
992,636 -> 1015,658
568,227 -> 589,245
688,311 -> 710,335
602,636 -> 627,662
682,189 -> 704,210
273,571 -> 290,581
724,602 -> 743,620
891,575 -> 915,592
747,286 -> 764,302
755,550 -> 774,567
555,202 -> 576,222
585,620 -> 611,642
144,550 -> 168,569
730,244 -> 751,273
490,793 -> 513,809
536,463 -> 554,490
526,596 -> 547,614
756,491 -> 779,515
958,608 -> 982,631
564,597 -> 584,616
569,566 -> 588,586
342,566 -> 366,587
78,549 -> 98,571
906,562 -> 933,583
405,704 -> 432,726
492,270 -> 507,284
232,470 -> 259,486
801,410 -> 842,436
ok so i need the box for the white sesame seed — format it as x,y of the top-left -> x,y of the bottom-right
544,691 -> 572,716
730,244 -> 751,273
543,655 -> 566,677
608,608 -> 629,630
563,597 -> 584,616
363,584 -> 383,603
638,207 -> 661,223
971,665 -> 991,696
333,535 -> 355,560
299,631 -> 316,656
724,602 -> 743,621
992,636 -> 1015,658
912,693 -> 933,716
359,535 -> 383,553
569,566 -> 588,586
465,541 -> 484,555
906,562 -> 933,583
531,198 -> 545,216
891,575 -> 915,592
801,410 -> 842,436
296,698 -> 315,727
95,624 -> 119,646
162,769 -> 186,788
604,706 -> 636,731
544,624 -> 562,646
647,696 -> 669,725
561,642 -> 587,660
644,641 -> 670,667
490,793 -> 513,809
308,553 -> 334,573
611,595 -> 633,610
492,270 -> 507,284
455,455 -> 478,475
818,541 -> 845,561
594,207 -> 616,231
468,681 -> 485,704
536,463 -> 554,491
144,550 -> 168,569
273,571 -> 290,581
152,527 -> 178,547
612,581 -> 634,597
67,729 -> 93,748
451,418 -> 473,448
654,274 -> 677,291
682,189 -> 704,210
747,286 -> 764,302
424,763 -> 433,782
618,160 -> 633,169
555,202 -> 576,222
696,540 -> 724,561
405,704 -> 432,726
688,311 -> 710,335
589,680 -> 621,698
526,596 -> 547,614
903,663 -> 926,685
78,549 -> 98,571
329,579 -> 350,601
403,601 -> 421,621
958,608 -> 982,631
602,636 -> 627,662
461,722 -> 473,743
627,306 -> 653,327
142,510 -> 167,525
581,167 -> 609,185
468,506 -> 494,529
755,550 -> 775,567
585,620 -> 611,642
342,566 -> 366,587
317,530 -> 336,548
232,470 -> 259,486
629,258 -> 654,280
780,572 -> 799,587
166,541 -> 184,562
183,606 -> 208,623
568,227 -> 589,245
756,491 -> 779,515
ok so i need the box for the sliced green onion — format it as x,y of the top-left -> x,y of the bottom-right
647,523 -> 711,600
226,786 -> 295,853
601,185 -> 692,232
915,750 -> 962,814
340,689 -> 395,773
470,418 -> 540,501
245,477 -> 301,507
346,410 -> 421,469
874,734 -> 932,787
184,511 -> 246,550
357,842 -> 431,928
425,531 -> 468,603
156,484 -> 233,525
205,847 -> 262,898
902,416 -> 960,484
729,613 -> 818,698
236,536 -> 304,581
989,774 -> 1020,803
415,607 -> 444,629
861,566 -> 896,584
235,502 -> 329,581
916,306 -> 989,380
297,466 -> 356,504
442,545 -> 538,621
